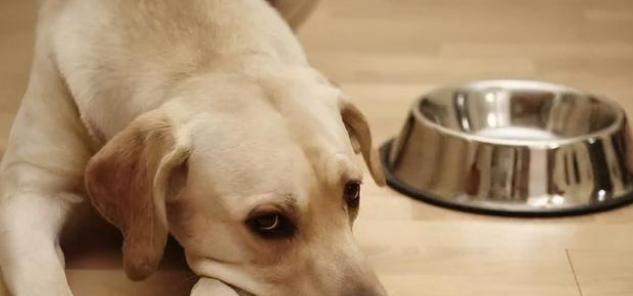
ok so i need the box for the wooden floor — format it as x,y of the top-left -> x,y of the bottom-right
2,0 -> 633,295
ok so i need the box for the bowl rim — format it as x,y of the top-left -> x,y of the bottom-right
411,80 -> 627,148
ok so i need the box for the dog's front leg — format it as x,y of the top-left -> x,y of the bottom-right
191,278 -> 240,296
0,192 -> 76,296
0,35 -> 90,295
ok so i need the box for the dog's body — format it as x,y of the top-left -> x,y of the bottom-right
0,1 -> 386,295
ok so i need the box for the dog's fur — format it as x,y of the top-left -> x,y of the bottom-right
0,0 -> 386,295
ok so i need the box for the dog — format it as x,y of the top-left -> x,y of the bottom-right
0,0 -> 387,295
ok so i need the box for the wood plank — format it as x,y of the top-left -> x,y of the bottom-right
67,270 -> 196,296
369,247 -> 579,296
568,250 -> 633,296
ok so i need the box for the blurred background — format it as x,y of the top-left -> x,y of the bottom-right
1,0 -> 633,295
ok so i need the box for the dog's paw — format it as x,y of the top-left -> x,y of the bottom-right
191,278 -> 240,296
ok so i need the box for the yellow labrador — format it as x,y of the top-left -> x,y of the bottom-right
0,0 -> 386,295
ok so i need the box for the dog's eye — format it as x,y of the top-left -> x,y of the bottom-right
252,214 -> 279,230
246,213 -> 295,239
344,181 -> 361,208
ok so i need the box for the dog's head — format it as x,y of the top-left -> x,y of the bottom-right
84,67 -> 386,296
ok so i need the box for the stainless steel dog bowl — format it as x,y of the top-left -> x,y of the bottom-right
381,80 -> 633,216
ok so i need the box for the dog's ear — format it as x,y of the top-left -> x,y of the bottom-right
339,99 -> 386,186
85,110 -> 190,281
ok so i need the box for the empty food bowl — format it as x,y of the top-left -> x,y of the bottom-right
381,80 -> 633,216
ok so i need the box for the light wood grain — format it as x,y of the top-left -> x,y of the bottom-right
568,250 -> 633,296
2,0 -> 633,295
66,270 -> 196,296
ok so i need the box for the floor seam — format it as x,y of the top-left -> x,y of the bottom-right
565,249 -> 585,296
